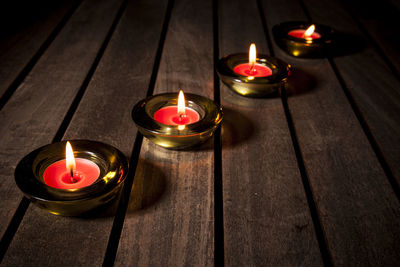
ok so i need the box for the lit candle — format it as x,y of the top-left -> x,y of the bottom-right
43,141 -> 100,189
233,43 -> 272,77
153,90 -> 200,126
288,24 -> 321,40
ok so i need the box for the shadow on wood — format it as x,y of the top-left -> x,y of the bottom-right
329,32 -> 366,57
79,189 -> 123,219
126,159 -> 166,213
0,0 -> 70,38
340,0 -> 400,20
221,107 -> 255,147
287,68 -> 317,96
77,160 -> 167,217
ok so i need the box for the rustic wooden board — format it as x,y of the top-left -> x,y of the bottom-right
0,0 -> 123,239
1,0 -> 170,265
0,0 -> 125,264
261,0 -> 400,265
339,0 -> 400,74
219,0 -> 323,265
303,0 -> 400,185
114,0 -> 215,265
0,0 -> 78,101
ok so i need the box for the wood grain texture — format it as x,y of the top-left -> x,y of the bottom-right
1,0 -> 170,265
339,0 -> 400,74
303,0 -> 400,187
0,0 -> 124,265
0,0 -> 77,98
261,0 -> 400,265
114,0 -> 214,265
219,0 -> 323,266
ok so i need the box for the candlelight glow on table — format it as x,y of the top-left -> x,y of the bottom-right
273,21 -> 334,58
216,43 -> 291,97
132,91 -> 222,149
14,140 -> 128,216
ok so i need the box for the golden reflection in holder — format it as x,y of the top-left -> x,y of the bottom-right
14,140 -> 128,216
132,92 -> 223,149
216,53 -> 291,98
273,21 -> 334,58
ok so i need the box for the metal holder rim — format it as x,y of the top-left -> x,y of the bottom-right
132,93 -> 222,135
216,53 -> 291,97
15,140 -> 129,204
273,21 -> 334,57
132,93 -> 223,149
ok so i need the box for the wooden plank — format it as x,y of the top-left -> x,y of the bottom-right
339,0 -> 400,74
114,0 -> 215,265
0,0 -> 124,262
219,0 -> 323,265
261,0 -> 400,265
1,0 -> 169,266
0,0 -> 123,238
303,0 -> 400,186
0,0 -> 78,99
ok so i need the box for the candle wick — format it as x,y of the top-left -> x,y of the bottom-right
302,33 -> 311,40
70,169 -> 76,183
249,63 -> 255,74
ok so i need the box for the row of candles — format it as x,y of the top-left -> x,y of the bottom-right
43,41 -> 270,189
15,22 -> 333,215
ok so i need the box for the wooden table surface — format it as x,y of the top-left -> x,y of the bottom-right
0,0 -> 399,266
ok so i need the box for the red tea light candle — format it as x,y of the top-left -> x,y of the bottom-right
233,43 -> 272,77
43,142 -> 100,189
288,24 -> 321,40
153,90 -> 200,126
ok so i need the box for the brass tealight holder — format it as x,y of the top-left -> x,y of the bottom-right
273,21 -> 334,58
216,53 -> 291,97
14,140 -> 129,216
132,92 -> 223,149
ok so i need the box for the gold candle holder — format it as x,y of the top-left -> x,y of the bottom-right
14,140 -> 128,216
273,21 -> 334,58
216,53 -> 291,97
132,92 -> 223,149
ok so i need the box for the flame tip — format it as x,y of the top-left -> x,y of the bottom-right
304,24 -> 315,37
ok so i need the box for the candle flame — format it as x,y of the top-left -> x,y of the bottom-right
66,141 -> 76,176
177,90 -> 185,115
304,25 -> 315,37
249,43 -> 256,66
